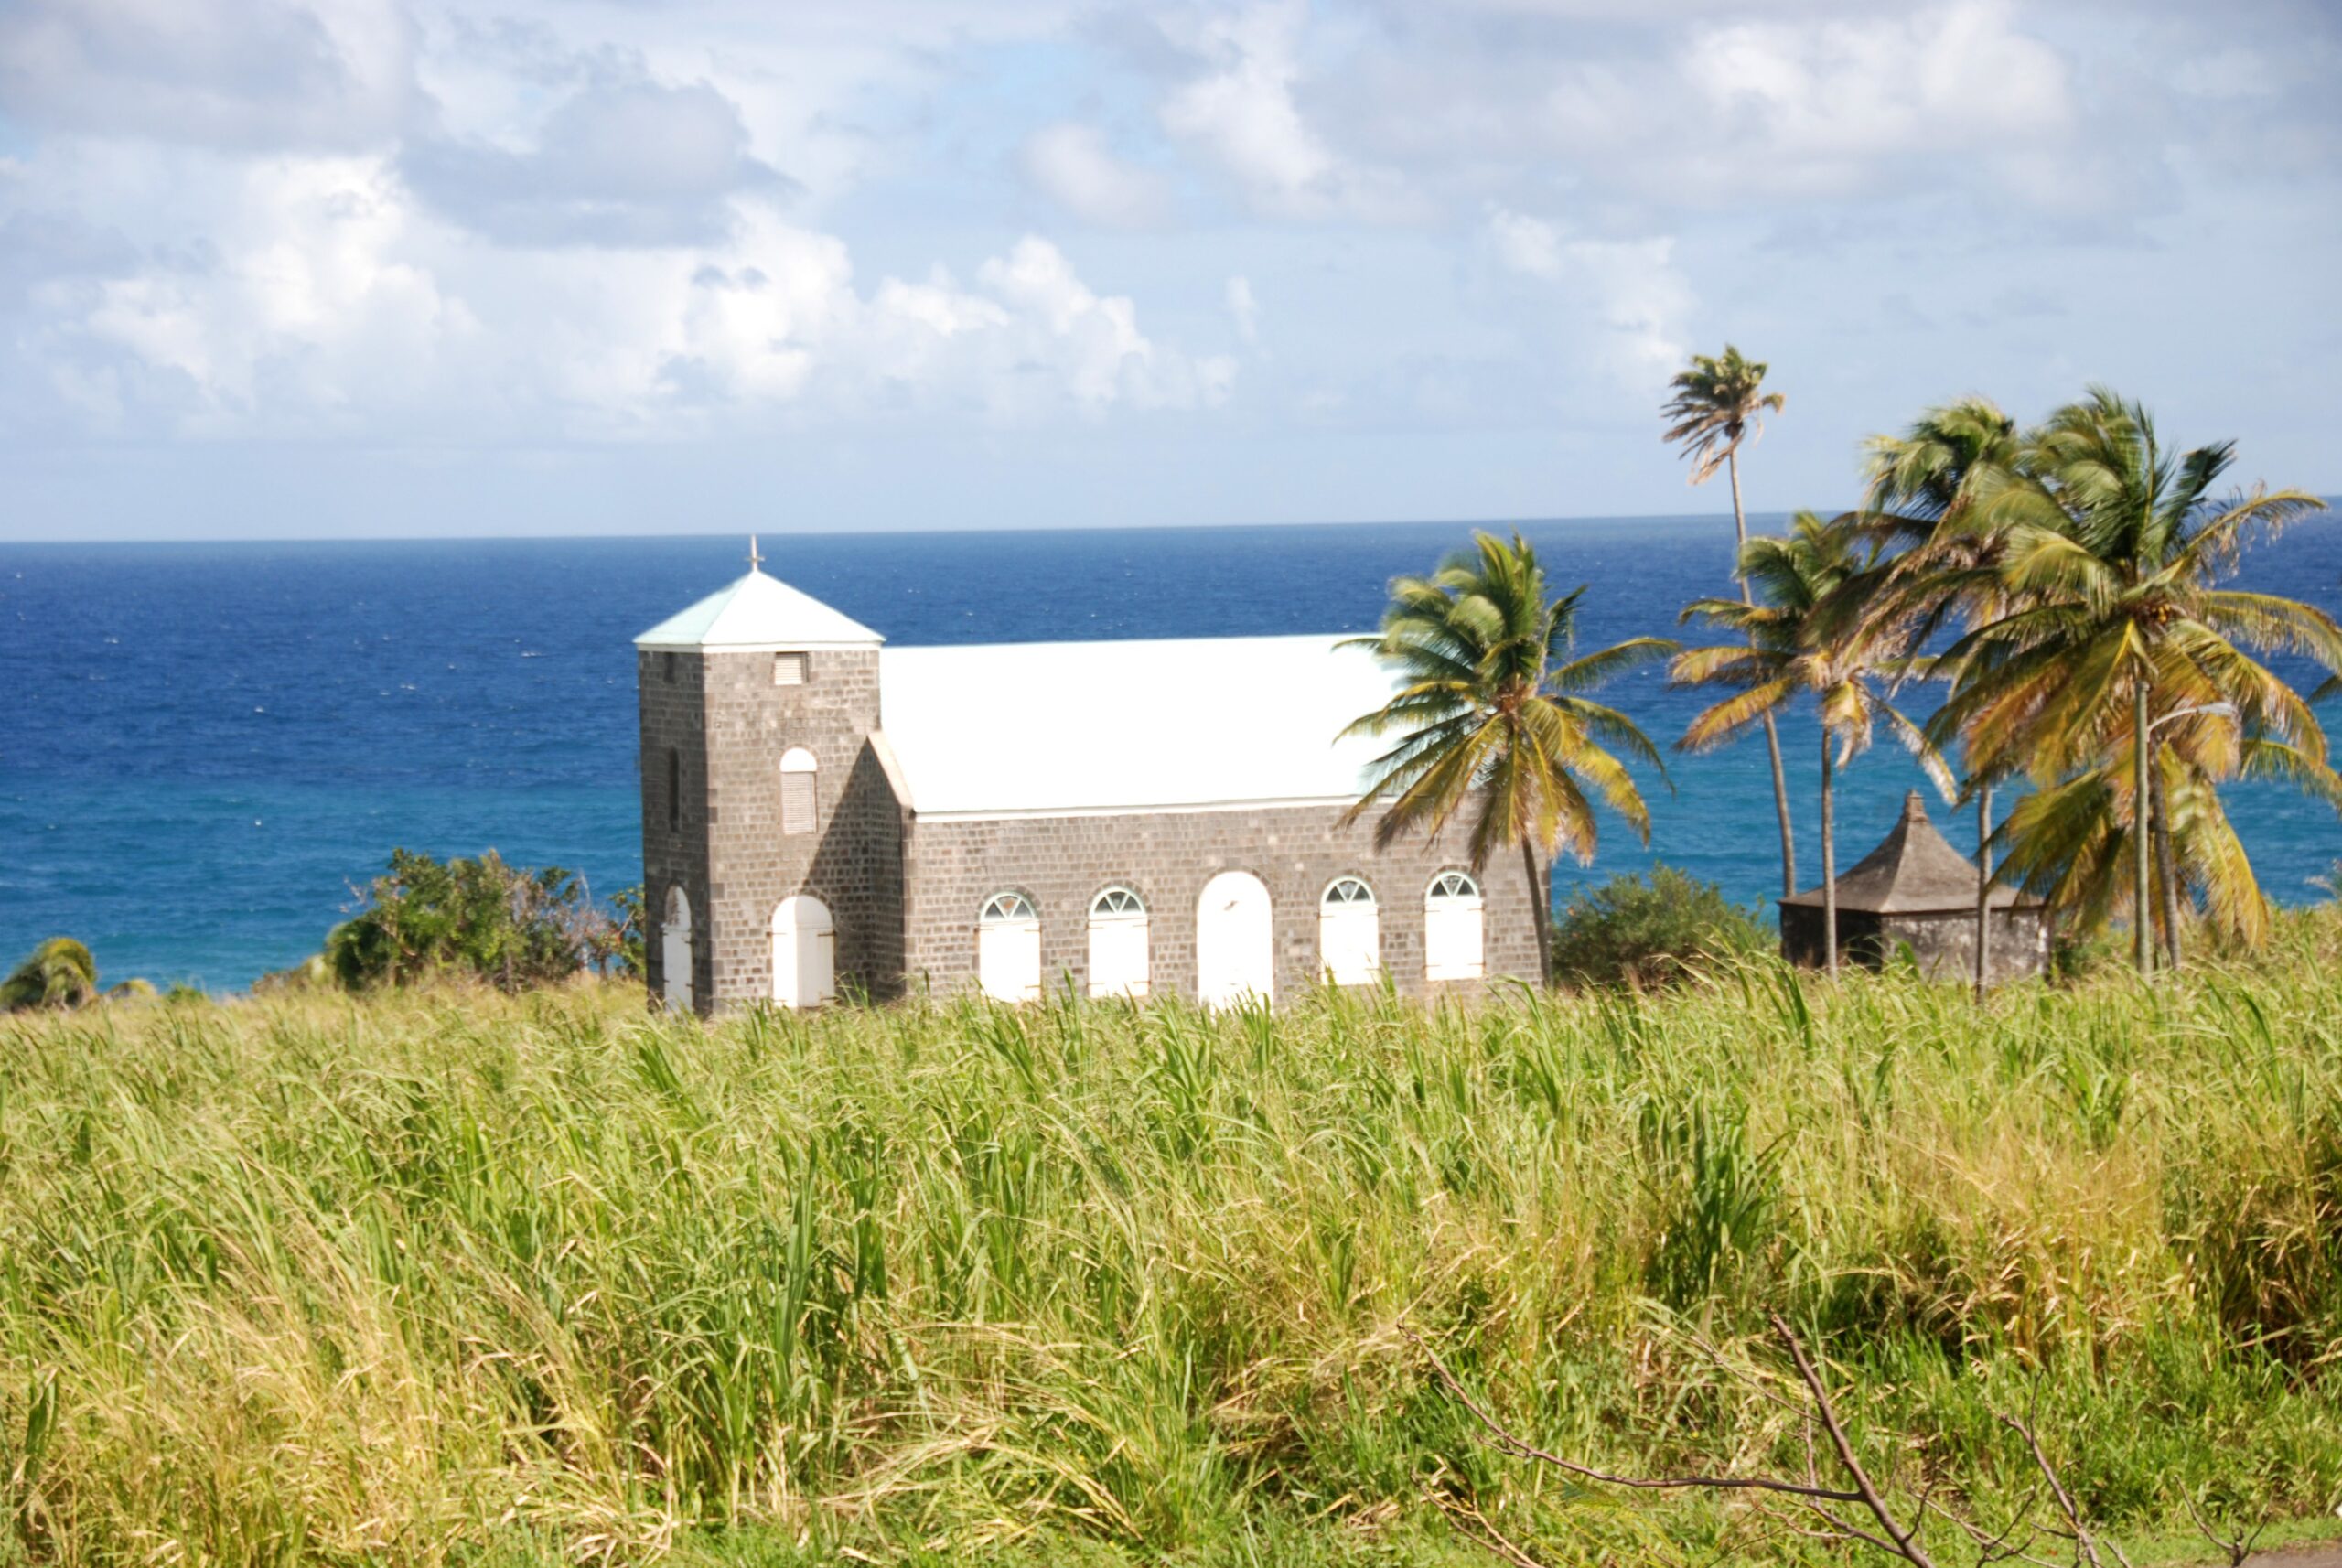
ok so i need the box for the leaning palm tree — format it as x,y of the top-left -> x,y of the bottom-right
1672,513 -> 1953,975
1664,346 -> 1797,899
1341,531 -> 1675,983
1,937 -> 100,1010
1930,388 -> 2341,971
1846,397 -> 2025,997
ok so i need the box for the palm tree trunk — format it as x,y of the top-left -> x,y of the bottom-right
1520,839 -> 1552,986
2133,682 -> 2153,977
1729,449 -> 1798,897
2149,742 -> 2184,972
1820,731 -> 1837,978
1974,780 -> 1993,1003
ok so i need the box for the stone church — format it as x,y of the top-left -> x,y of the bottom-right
637,550 -> 1536,1013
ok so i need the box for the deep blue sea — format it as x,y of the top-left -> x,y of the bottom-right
5,517 -> 2339,991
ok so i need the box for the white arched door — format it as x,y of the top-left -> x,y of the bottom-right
1318,876 -> 1380,985
979,892 -> 1043,1002
770,895 -> 835,1009
1088,887 -> 1150,998
661,886 -> 693,1012
1425,871 -> 1486,982
1196,870 -> 1273,1008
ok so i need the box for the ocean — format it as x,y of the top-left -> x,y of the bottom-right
5,517 -> 2338,991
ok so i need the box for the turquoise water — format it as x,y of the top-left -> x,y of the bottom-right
4,517 -> 2337,990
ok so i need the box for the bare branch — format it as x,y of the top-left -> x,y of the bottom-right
1998,1413 -> 2125,1568
1425,1487 -> 1549,1568
1414,1320 -> 2134,1568
1770,1313 -> 1937,1568
1411,1330 -> 1867,1505
2181,1488 -> 2272,1568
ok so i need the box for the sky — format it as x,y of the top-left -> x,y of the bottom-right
2,0 -> 2338,541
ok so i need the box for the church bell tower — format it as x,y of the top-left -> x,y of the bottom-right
634,540 -> 893,1014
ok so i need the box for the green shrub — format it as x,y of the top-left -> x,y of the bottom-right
0,937 -> 99,1011
322,848 -> 621,993
1548,865 -> 1768,989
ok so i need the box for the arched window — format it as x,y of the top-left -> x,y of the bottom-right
661,885 -> 693,1013
1425,871 -> 1485,982
666,747 -> 682,832
1318,875 -> 1380,985
1087,886 -> 1150,998
779,747 -> 817,836
1197,871 -> 1274,1008
978,891 -> 1042,1002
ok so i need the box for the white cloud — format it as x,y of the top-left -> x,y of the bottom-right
1485,208 -> 1563,280
1559,235 -> 1692,387
1019,123 -> 1172,230
1484,207 -> 1692,388
30,158 -> 1232,437
69,156 -> 470,432
1507,0 -> 2086,209
0,0 -> 419,151
1676,1 -> 2070,190
403,74 -> 790,247
1225,274 -> 1258,345
1156,0 -> 1420,221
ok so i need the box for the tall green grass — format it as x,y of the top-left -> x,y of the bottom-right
4,914 -> 2339,1565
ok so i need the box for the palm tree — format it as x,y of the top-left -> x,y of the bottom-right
1989,710 -> 2340,952
1341,531 -> 1676,983
1,937 -> 100,1010
1847,397 -> 2025,997
1663,346 -> 1797,899
1930,389 -> 2341,971
1671,513 -> 1953,975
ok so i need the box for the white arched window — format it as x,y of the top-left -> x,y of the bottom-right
1087,886 -> 1150,998
779,747 -> 817,836
1425,871 -> 1485,982
1197,871 -> 1274,1008
1318,875 -> 1380,986
661,885 -> 693,1013
978,891 -> 1042,1003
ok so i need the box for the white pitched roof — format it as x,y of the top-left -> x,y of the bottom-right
635,567 -> 884,650
876,634 -> 1401,816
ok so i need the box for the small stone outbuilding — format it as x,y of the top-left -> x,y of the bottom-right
1779,791 -> 2046,984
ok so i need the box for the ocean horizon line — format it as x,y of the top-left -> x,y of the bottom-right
6,508 -> 1828,550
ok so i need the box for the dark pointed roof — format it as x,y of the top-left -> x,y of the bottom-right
1782,791 -> 2038,912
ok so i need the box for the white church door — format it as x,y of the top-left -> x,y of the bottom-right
1196,870 -> 1273,1008
978,892 -> 1043,1002
1317,876 -> 1380,985
1087,887 -> 1150,998
770,895 -> 835,1009
1425,871 -> 1486,982
661,886 -> 693,1012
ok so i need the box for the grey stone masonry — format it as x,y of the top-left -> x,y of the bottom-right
642,644 -> 907,1014
638,648 -> 709,1008
1780,904 -> 2047,985
901,803 -> 1538,1000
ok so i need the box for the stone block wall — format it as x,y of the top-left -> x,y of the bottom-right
900,803 -> 1539,1000
1779,903 -> 2047,984
641,645 -> 909,1015
698,647 -> 903,1008
639,649 -> 709,1008
1883,908 -> 2047,985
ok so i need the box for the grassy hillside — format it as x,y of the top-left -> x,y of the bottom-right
3,919 -> 2339,1566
